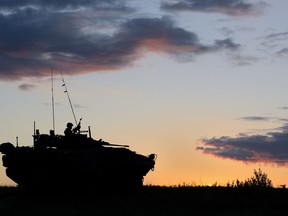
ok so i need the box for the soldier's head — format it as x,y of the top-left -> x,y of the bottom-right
67,122 -> 73,128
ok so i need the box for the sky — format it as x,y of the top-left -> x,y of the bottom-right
1,0 -> 288,187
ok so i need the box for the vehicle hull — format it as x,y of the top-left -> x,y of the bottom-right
1,142 -> 156,190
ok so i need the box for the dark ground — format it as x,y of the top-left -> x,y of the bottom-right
0,185 -> 288,216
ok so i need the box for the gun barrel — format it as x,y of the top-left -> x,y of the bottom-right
102,143 -> 129,148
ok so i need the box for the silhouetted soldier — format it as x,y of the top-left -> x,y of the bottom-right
50,130 -> 55,137
64,122 -> 73,136
48,130 -> 56,147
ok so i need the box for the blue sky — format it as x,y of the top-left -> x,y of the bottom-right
1,0 -> 288,186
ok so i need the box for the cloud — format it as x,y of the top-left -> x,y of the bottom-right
228,54 -> 258,66
0,3 -> 240,81
238,116 -> 288,125
238,116 -> 271,121
263,32 -> 288,41
74,104 -> 89,109
18,83 -> 36,91
0,0 -> 129,12
161,0 -> 266,16
198,114 -> 288,166
197,122 -> 288,166
260,32 -> 288,58
259,31 -> 288,54
277,48 -> 288,56
214,38 -> 240,50
278,106 -> 288,110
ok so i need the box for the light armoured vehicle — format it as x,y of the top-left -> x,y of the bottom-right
0,121 -> 156,190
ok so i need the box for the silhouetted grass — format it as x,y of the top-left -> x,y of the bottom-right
0,185 -> 288,216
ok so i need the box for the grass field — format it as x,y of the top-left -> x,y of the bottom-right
0,185 -> 288,216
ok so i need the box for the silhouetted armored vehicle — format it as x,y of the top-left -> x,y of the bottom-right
0,120 -> 156,191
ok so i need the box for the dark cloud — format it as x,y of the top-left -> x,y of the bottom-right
197,124 -> 288,166
0,3 -> 240,81
0,0 -> 128,12
161,0 -> 266,16
18,83 -> 36,91
198,115 -> 288,165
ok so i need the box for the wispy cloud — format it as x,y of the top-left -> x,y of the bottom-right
278,106 -> 288,110
18,83 -> 36,91
74,104 -> 89,109
238,116 -> 272,121
276,48 -> 288,57
161,0 -> 266,16
228,54 -> 258,66
259,31 -> 288,56
263,32 -> 288,41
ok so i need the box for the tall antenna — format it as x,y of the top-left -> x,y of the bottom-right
60,71 -> 77,125
51,68 -> 55,132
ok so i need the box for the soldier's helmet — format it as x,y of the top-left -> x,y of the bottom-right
67,122 -> 73,128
